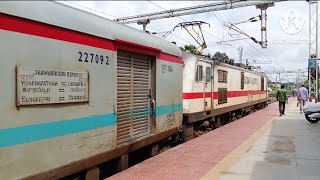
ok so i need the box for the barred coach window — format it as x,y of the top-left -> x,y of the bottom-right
218,70 -> 228,83
195,65 -> 203,82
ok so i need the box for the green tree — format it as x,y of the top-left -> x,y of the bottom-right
179,44 -> 197,53
211,51 -> 230,63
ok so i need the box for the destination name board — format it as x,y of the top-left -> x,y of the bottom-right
244,77 -> 258,84
17,67 -> 89,106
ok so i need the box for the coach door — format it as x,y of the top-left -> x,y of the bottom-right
117,52 -> 152,144
205,62 -> 213,111
195,60 -> 213,111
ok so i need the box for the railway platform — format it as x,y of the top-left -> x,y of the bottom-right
107,98 -> 320,180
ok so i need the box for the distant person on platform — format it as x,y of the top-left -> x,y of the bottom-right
276,84 -> 288,116
291,89 -> 296,97
297,84 -> 309,113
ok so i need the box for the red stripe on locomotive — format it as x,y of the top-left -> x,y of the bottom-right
0,13 -> 182,64
183,90 -> 266,99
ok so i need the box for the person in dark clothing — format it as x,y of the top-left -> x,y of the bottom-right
276,84 -> 288,116
291,89 -> 295,97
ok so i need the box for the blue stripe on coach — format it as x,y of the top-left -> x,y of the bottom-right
156,103 -> 183,117
0,113 -> 117,148
0,104 -> 182,148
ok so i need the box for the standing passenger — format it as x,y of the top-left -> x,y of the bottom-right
297,84 -> 308,113
277,84 -> 287,116
291,89 -> 295,97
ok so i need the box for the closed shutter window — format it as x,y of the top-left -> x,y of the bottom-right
218,88 -> 228,104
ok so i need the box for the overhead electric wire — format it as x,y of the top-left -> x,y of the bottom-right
149,0 -> 271,65
59,1 -> 118,19
190,1 -> 276,71
201,0 -> 281,72
63,1 -> 195,48
232,15 -> 261,25
207,1 -> 286,71
148,1 -> 224,41
148,0 -> 264,56
67,0 -> 284,74
204,0 -> 285,73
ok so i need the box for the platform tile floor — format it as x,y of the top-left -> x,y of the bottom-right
218,102 -> 320,180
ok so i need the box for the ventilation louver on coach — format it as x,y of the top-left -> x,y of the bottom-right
116,53 -> 151,144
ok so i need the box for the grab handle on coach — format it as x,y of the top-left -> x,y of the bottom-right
151,99 -> 156,115
149,89 -> 156,115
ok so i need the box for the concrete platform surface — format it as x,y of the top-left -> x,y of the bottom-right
107,99 -> 320,180
216,101 -> 320,180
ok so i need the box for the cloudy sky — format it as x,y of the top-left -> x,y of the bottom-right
59,1 -> 310,82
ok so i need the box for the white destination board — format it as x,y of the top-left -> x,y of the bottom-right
17,67 -> 89,106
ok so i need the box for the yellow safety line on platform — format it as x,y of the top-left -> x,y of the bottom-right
201,100 -> 296,180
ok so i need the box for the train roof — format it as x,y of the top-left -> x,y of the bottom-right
0,1 -> 181,57
182,51 -> 267,77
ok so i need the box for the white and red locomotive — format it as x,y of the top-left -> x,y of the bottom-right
182,51 -> 268,140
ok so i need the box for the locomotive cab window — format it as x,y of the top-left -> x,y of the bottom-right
205,67 -> 211,82
195,65 -> 203,82
218,70 -> 228,83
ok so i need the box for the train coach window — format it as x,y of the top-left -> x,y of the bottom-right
218,70 -> 228,83
223,71 -> 228,83
195,65 -> 203,82
241,72 -> 244,89
205,67 -> 211,82
261,77 -> 265,91
218,70 -> 223,82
